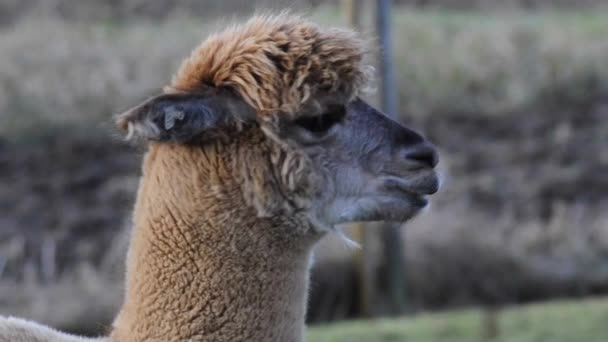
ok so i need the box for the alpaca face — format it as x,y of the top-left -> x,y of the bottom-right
116,15 -> 440,233
116,90 -> 438,231
279,98 -> 439,228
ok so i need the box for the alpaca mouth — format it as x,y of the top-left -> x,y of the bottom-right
368,173 -> 439,220
333,193 -> 428,224
402,192 -> 429,208
339,173 -> 439,224
381,172 -> 440,197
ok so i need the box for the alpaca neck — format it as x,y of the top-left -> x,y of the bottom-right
111,144 -> 317,342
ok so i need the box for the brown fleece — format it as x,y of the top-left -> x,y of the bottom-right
0,317 -> 107,342
168,13 -> 369,118
111,136 -> 320,342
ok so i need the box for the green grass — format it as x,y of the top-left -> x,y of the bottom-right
308,297 -> 608,342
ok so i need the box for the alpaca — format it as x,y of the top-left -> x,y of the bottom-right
0,14 -> 439,342
0,317 -> 106,342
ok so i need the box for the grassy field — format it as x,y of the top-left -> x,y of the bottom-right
309,297 -> 608,342
3,8 -> 608,139
2,5 -> 608,333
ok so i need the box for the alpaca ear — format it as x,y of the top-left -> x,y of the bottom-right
115,91 -> 255,143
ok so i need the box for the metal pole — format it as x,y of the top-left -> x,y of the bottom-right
343,0 -> 363,28
342,0 -> 375,318
376,0 -> 408,315
377,0 -> 398,118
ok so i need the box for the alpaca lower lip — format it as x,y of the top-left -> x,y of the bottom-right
338,194 -> 428,224
386,191 -> 429,210
382,176 -> 438,196
409,194 -> 428,208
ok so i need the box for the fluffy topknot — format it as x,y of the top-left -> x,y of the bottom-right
168,14 -> 370,118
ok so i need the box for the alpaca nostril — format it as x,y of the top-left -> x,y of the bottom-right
404,143 -> 438,168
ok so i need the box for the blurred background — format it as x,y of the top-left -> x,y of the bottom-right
1,0 -> 607,341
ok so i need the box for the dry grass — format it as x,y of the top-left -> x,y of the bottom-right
2,9 -> 608,138
0,16 -> 210,139
403,202 -> 608,307
0,0 -> 319,26
392,10 -> 608,116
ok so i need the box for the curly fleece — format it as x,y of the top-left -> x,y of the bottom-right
168,14 -> 370,117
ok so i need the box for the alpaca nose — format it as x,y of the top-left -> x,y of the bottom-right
404,143 -> 438,168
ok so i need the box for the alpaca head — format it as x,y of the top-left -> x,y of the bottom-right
116,14 -> 439,234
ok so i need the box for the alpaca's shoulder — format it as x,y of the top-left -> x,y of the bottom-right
0,316 -> 107,342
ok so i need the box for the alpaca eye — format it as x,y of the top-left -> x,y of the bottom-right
294,105 -> 346,133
